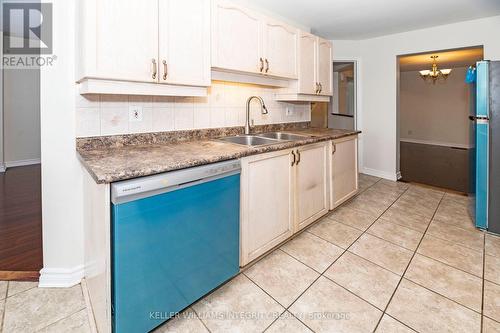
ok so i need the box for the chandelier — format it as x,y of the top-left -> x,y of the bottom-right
419,55 -> 452,83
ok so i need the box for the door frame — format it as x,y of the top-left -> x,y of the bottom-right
331,57 -> 362,173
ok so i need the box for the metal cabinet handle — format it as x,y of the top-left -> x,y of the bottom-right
315,83 -> 319,94
151,58 -> 157,80
319,83 -> 323,93
265,58 -> 269,73
259,58 -> 264,72
162,60 -> 167,80
291,151 -> 296,166
296,150 -> 301,165
332,142 -> 336,154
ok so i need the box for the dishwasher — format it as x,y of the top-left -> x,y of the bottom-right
110,160 -> 241,333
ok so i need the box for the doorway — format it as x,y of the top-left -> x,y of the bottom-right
329,61 -> 357,130
0,64 -> 42,281
397,46 -> 483,192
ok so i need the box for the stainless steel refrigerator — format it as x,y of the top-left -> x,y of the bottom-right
471,61 -> 500,234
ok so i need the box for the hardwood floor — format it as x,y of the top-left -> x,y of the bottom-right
0,165 -> 42,280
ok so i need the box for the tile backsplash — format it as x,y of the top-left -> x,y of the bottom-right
75,81 -> 311,137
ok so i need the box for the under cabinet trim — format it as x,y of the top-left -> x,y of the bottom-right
78,78 -> 208,97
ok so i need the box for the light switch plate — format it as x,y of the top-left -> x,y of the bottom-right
129,106 -> 143,122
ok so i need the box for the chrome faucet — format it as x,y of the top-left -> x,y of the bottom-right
245,96 -> 268,135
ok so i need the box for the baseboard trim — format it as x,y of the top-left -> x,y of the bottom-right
361,167 -> 398,181
0,163 -> 5,172
400,138 -> 472,149
396,171 -> 402,180
38,265 -> 85,288
5,158 -> 41,168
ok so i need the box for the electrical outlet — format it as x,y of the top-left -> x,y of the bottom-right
129,106 -> 143,122
285,107 -> 293,116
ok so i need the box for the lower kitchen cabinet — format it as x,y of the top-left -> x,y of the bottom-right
240,141 -> 330,266
330,135 -> 359,209
295,142 -> 329,231
240,149 -> 295,266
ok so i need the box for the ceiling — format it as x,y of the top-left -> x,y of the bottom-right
399,47 -> 484,72
245,0 -> 500,39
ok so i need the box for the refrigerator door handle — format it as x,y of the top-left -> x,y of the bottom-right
469,115 -> 490,121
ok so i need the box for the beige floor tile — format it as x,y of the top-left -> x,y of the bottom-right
387,279 -> 481,333
433,204 -> 475,231
375,314 -> 416,332
325,252 -> 400,309
367,219 -> 423,251
153,308 -> 208,333
244,250 -> 319,307
380,206 -> 431,233
362,187 -> 401,202
485,255 -> 500,285
342,196 -> 388,218
483,316 -> 500,333
3,285 -> 86,332
391,199 -> 435,219
192,274 -> 283,333
7,281 -> 38,298
265,312 -> 312,333
417,235 -> 483,277
349,234 -> 413,275
281,232 -> 344,273
328,206 -> 378,231
443,192 -> 472,205
38,309 -> 91,333
406,185 -> 444,200
405,254 -> 482,312
358,174 -> 380,191
289,276 -> 382,332
486,234 -> 500,257
308,218 -> 363,249
426,221 -> 484,251
0,281 -> 7,300
484,281 -> 500,323
1,299 -> 4,329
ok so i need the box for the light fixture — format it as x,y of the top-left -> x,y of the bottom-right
419,55 -> 452,83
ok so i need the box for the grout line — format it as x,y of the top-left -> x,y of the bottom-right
372,190 -> 445,332
1,282 -> 7,332
33,307 -> 87,333
481,232 -> 486,333
383,313 -> 419,332
189,306 -> 213,333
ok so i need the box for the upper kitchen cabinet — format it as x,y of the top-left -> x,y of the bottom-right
76,0 -> 210,96
158,0 -> 211,87
262,19 -> 298,79
317,37 -> 333,96
211,1 -> 263,75
211,0 -> 298,86
275,33 -> 333,102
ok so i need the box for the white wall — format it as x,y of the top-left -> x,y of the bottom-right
333,15 -> 500,180
400,67 -> 471,148
3,68 -> 41,165
76,83 -> 310,138
39,0 -> 85,287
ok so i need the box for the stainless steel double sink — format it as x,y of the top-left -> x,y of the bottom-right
217,132 -> 309,147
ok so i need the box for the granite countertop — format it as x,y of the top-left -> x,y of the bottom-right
77,125 -> 360,184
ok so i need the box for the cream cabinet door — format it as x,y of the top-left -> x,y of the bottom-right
330,136 -> 359,209
317,38 -> 333,96
297,32 -> 317,94
262,19 -> 298,79
158,0 -> 210,86
240,149 -> 294,266
295,142 -> 330,231
95,0 -> 158,82
211,0 -> 263,74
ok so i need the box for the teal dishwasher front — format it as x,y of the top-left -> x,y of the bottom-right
111,160 -> 241,333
